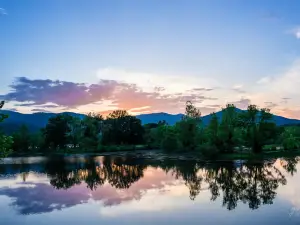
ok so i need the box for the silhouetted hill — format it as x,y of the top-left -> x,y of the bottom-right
0,110 -> 84,134
0,109 -> 299,134
136,113 -> 184,125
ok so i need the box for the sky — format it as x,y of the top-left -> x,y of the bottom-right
1,0 -> 300,118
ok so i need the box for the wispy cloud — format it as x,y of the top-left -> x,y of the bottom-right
264,101 -> 278,109
6,108 -> 18,112
31,109 -> 52,113
228,98 -> 251,109
257,76 -> 272,84
232,84 -> 246,93
0,8 -> 7,15
289,27 -> 300,39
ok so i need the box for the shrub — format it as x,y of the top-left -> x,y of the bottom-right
196,143 -> 219,159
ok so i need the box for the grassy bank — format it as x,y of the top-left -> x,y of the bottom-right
8,144 -> 151,157
217,149 -> 300,160
7,145 -> 300,160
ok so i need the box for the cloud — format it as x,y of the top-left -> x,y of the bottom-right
154,87 -> 165,92
191,88 -> 214,92
228,98 -> 251,109
31,109 -> 52,113
281,97 -> 291,104
255,59 -> 300,96
0,8 -> 7,15
257,76 -> 272,84
17,103 -> 60,108
232,84 -> 246,93
5,108 -> 18,112
264,101 -> 278,109
290,27 -> 300,39
97,68 -> 219,94
206,104 -> 221,108
1,77 -> 218,114
277,108 -> 300,119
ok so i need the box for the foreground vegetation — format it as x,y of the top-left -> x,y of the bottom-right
1,100 -> 300,158
0,101 -> 13,158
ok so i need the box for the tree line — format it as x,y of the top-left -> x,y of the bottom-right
1,100 -> 300,156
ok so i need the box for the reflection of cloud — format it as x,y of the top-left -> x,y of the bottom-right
91,167 -> 178,206
0,183 -> 90,214
0,167 -> 180,215
99,184 -> 192,217
276,160 -> 300,210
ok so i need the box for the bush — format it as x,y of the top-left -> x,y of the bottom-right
161,128 -> 179,152
196,143 -> 219,159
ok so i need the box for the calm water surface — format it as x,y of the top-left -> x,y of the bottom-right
0,153 -> 300,224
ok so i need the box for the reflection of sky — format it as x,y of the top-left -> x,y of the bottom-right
1,161 -> 300,224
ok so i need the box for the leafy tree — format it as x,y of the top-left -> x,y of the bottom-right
12,124 -> 31,152
30,131 -> 44,151
102,110 -> 144,145
161,126 -> 179,151
81,113 -> 103,149
207,112 -> 220,147
218,104 -> 239,152
67,117 -> 83,148
238,105 -> 276,153
280,127 -> 300,150
183,101 -> 201,121
176,101 -> 202,151
44,114 -> 72,149
0,101 -> 13,157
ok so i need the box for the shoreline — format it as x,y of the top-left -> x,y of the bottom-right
7,148 -> 300,160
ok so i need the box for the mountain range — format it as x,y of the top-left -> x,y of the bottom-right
0,109 -> 300,134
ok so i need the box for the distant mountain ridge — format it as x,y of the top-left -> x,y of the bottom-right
0,109 -> 299,134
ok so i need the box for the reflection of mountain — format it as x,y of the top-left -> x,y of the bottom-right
0,156 -> 298,215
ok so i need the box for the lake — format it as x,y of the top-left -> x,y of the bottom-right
0,153 -> 300,224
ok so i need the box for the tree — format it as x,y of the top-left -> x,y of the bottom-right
0,101 -> 13,157
81,113 -> 103,149
183,101 -> 201,121
102,110 -> 144,145
238,105 -> 276,153
280,127 -> 300,150
161,126 -> 179,152
30,131 -> 44,151
44,114 -> 72,149
67,117 -> 83,148
207,112 -> 220,147
176,101 -> 202,151
218,104 -> 239,152
12,125 -> 31,152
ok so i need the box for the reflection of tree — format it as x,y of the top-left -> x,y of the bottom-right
43,156 -> 146,191
165,159 -> 289,210
279,157 -> 299,176
0,155 -> 297,214
171,161 -> 203,200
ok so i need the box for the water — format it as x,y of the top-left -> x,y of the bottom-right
0,153 -> 300,224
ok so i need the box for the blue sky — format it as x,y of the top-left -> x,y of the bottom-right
1,0 -> 300,118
